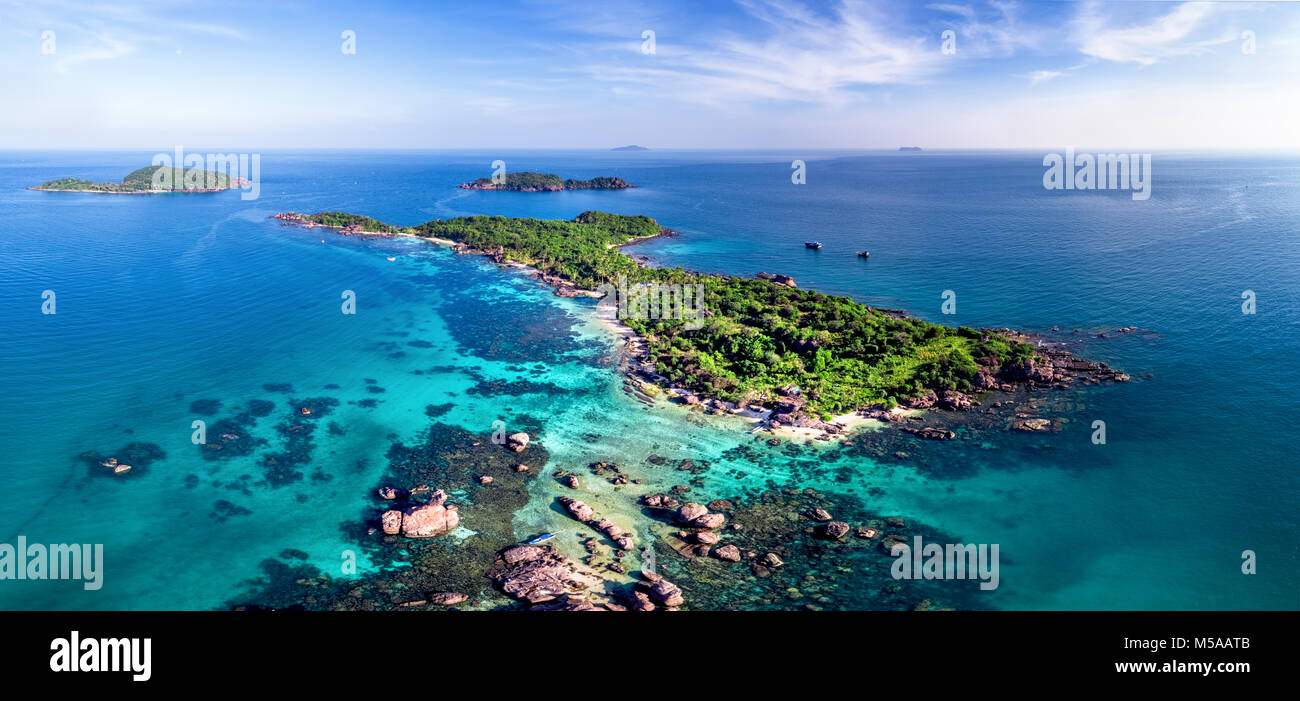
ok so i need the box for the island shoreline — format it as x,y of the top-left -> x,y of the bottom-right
270,211 -> 1131,443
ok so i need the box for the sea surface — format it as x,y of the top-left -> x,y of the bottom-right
0,149 -> 1296,610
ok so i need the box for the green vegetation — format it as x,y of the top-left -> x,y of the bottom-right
462,171 -> 633,191
289,209 -> 1037,414
294,211 -> 402,233
33,165 -> 238,192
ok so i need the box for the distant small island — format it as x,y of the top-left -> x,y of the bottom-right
611,145 -> 649,151
898,146 -> 922,152
458,171 -> 635,192
29,165 -> 247,194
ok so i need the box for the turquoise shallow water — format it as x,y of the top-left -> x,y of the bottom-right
0,149 -> 1296,609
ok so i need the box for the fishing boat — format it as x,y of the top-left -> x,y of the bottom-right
857,250 -> 870,258
804,241 -> 822,249
526,533 -> 556,545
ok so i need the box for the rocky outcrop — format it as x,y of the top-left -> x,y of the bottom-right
399,490 -> 459,537
489,545 -> 595,607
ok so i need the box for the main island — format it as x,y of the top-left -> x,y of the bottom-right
237,208 -> 1130,612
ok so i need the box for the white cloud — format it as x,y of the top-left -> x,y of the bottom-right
1074,1 -> 1222,65
569,0 -> 946,106
1019,69 -> 1062,86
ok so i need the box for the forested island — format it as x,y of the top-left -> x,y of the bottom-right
29,165 -> 246,193
273,210 -> 1125,420
458,172 -> 635,192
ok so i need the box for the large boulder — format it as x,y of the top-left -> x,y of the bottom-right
647,578 -> 684,607
506,432 -> 530,452
713,544 -> 741,562
819,522 -> 850,540
558,496 -> 594,521
689,512 -> 727,530
596,519 -> 623,539
501,546 -> 545,565
401,501 -> 459,538
676,502 -> 708,523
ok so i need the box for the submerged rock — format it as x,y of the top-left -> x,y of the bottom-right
428,592 -> 467,606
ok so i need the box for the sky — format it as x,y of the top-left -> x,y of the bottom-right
0,0 -> 1297,149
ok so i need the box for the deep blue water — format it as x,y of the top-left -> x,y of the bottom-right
0,149 -> 1296,609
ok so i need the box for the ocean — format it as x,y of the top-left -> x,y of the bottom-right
0,149 -> 1296,610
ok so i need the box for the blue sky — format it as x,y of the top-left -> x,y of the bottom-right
1,0 -> 1297,149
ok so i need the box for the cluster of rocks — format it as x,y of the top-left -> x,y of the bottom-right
997,346 -> 1130,388
640,493 -> 682,510
754,272 -> 797,288
899,426 -> 956,441
557,497 -> 634,550
587,461 -> 634,486
489,545 -> 686,611
807,507 -> 889,543
379,488 -> 460,538
764,386 -> 844,434
676,392 -> 731,416
627,572 -> 684,610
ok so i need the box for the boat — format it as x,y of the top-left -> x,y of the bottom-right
804,241 -> 822,249
857,250 -> 870,258
526,533 -> 556,545
386,256 -> 396,261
